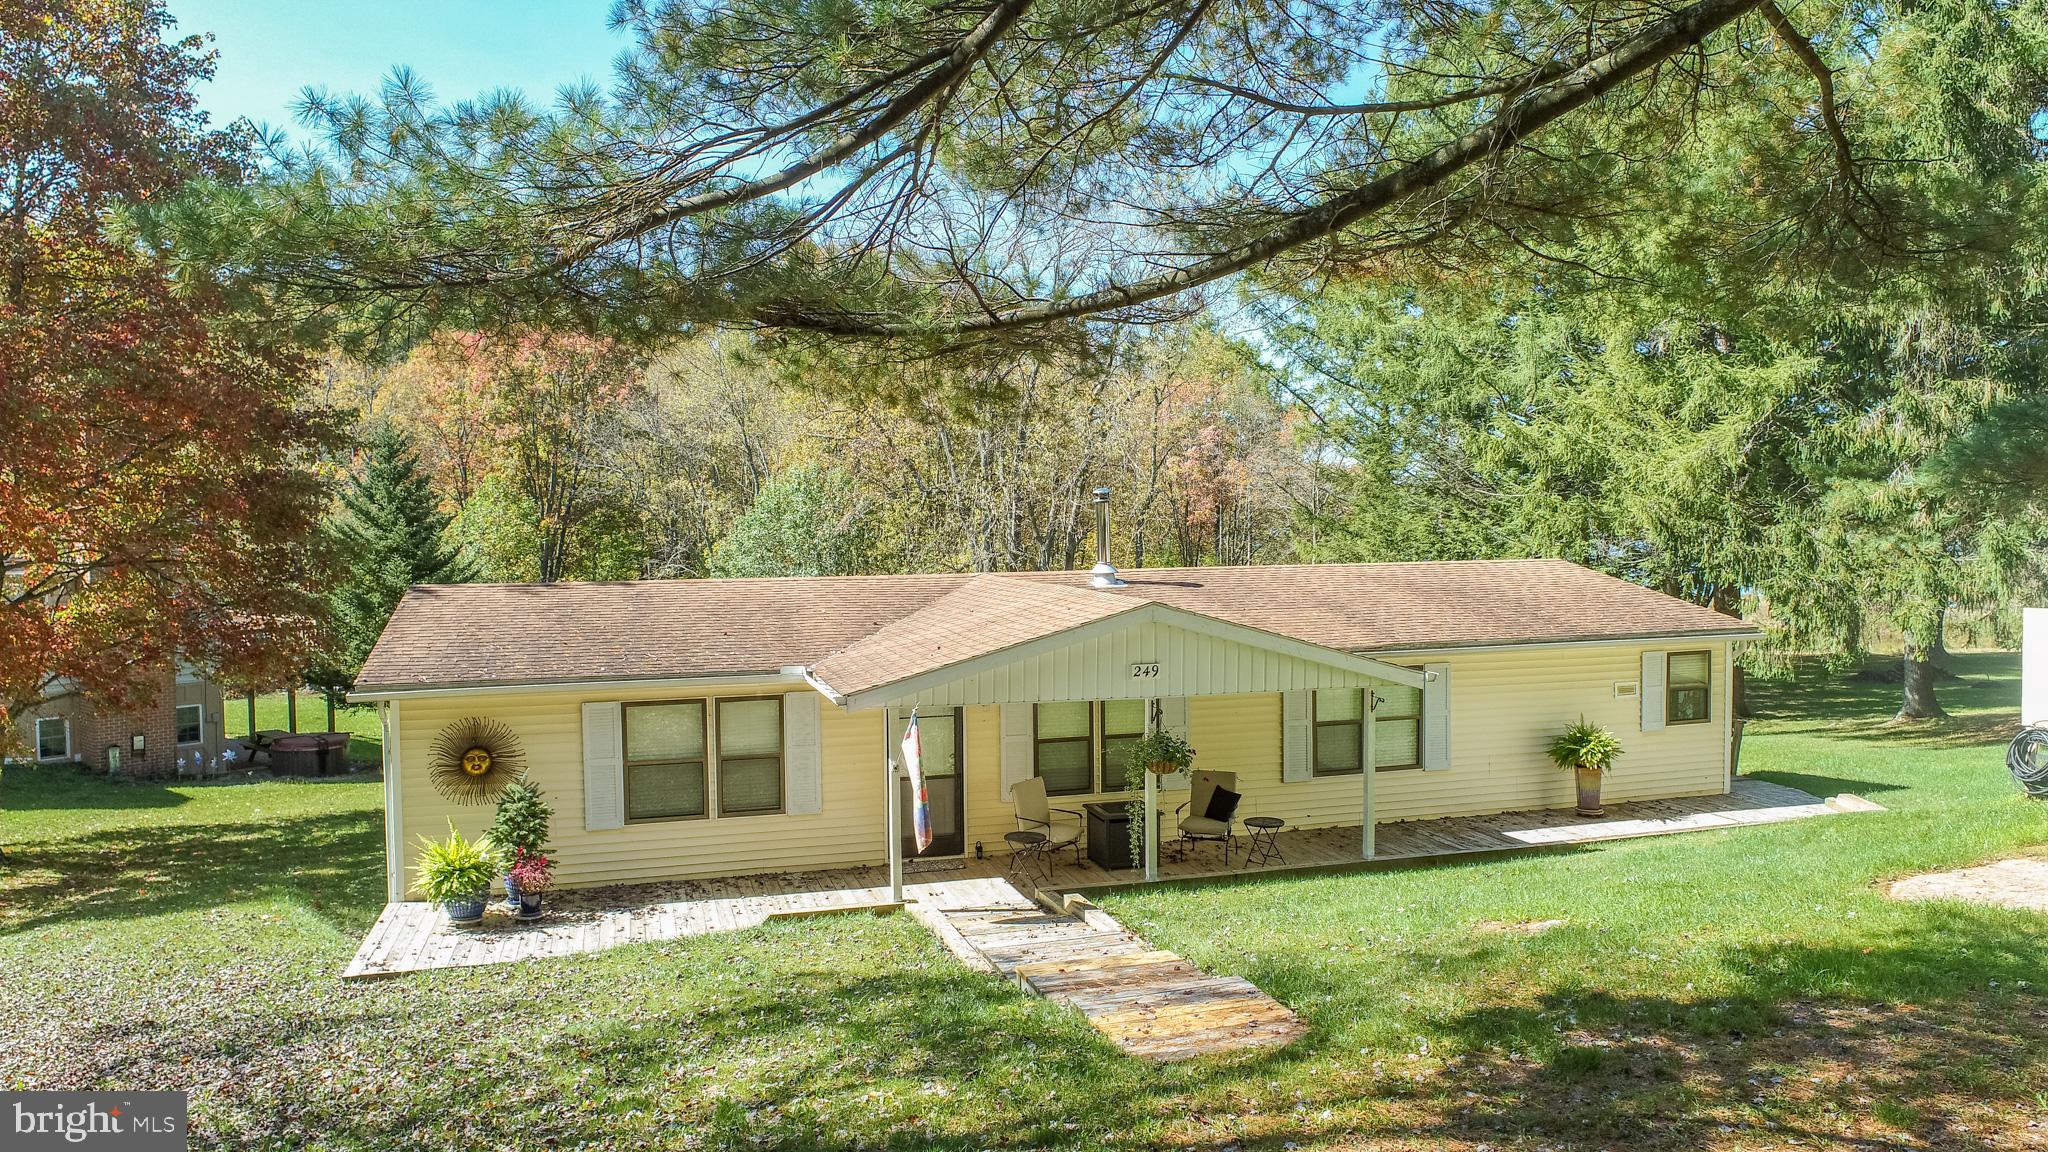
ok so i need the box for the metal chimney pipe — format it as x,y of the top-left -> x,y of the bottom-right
1089,486 -> 1126,588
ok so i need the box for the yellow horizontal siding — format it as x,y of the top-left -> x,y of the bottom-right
395,643 -> 1728,889
396,681 -> 890,891
957,642 -> 1728,845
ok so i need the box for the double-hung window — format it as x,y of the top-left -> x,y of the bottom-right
1098,700 -> 1147,792
35,717 -> 68,762
624,701 -> 707,820
1312,689 -> 1364,777
175,704 -> 203,745
717,697 -> 784,816
1373,682 -> 1422,770
1033,702 -> 1095,796
1314,681 -> 1424,775
1667,652 -> 1711,724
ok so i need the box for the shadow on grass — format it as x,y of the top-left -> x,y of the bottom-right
0,766 -> 194,812
1410,903 -> 2048,1150
0,809 -> 385,936
1747,651 -> 2018,734
1747,769 -> 1911,797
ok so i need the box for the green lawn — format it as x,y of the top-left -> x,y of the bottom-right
221,690 -> 382,766
3,654 -> 2044,1150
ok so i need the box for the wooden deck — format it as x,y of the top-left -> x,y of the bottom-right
912,877 -> 1306,1060
1027,777 -> 1874,893
344,778 -> 1873,981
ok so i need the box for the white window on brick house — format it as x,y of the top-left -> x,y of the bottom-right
176,704 -> 203,745
35,717 -> 69,761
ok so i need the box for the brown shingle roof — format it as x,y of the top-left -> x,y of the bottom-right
808,574 -> 1141,697
354,559 -> 1755,695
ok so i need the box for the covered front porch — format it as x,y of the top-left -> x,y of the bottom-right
806,584 -> 1435,897
343,777 -> 1868,979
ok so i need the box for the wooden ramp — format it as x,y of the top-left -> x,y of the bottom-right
925,880 -> 1306,1061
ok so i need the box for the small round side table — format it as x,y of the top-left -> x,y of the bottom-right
1004,830 -> 1050,881
1242,816 -> 1286,866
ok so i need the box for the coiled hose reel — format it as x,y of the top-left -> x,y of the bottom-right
2010,727 -> 2048,799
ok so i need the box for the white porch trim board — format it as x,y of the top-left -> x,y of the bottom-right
381,700 -> 405,902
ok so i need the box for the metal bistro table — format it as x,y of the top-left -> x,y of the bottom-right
1004,830 -> 1050,881
1242,816 -> 1286,866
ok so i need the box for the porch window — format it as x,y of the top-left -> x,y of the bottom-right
1668,652 -> 1711,724
624,701 -> 707,820
1033,701 -> 1094,796
717,697 -> 784,815
175,704 -> 203,745
1374,682 -> 1422,770
35,717 -> 68,762
1312,689 -> 1363,777
893,708 -> 960,777
1098,699 -> 1146,792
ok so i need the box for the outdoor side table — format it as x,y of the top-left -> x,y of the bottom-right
1243,816 -> 1286,866
1004,830 -> 1050,881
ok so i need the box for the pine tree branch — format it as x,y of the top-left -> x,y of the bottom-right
770,0 -> 1766,336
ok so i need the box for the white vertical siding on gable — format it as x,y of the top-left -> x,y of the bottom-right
894,617 -> 1378,710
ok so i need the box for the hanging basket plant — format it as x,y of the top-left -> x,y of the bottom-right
1126,730 -> 1195,776
428,717 -> 527,804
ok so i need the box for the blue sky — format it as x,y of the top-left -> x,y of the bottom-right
166,1 -> 630,133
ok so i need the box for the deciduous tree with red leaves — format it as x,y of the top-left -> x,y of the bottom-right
0,0 -> 330,745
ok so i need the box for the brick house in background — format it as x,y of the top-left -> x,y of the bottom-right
9,665 -> 229,776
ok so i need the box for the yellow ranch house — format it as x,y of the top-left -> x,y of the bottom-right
354,540 -> 1758,904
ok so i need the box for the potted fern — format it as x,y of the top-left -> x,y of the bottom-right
1548,719 -> 1623,816
413,823 -> 503,925
487,779 -> 553,905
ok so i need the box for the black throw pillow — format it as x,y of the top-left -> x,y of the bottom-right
1204,786 -> 1241,823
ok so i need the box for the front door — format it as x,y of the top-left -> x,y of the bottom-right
894,709 -> 965,857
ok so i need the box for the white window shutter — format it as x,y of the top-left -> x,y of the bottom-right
1640,650 -> 1667,732
783,691 -> 823,815
1155,697 -> 1191,790
1281,690 -> 1312,783
1422,663 -> 1452,770
582,701 -> 625,831
1000,704 -> 1034,800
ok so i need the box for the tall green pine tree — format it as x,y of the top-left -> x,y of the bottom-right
309,425 -> 475,701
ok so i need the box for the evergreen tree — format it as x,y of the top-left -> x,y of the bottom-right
308,425 -> 476,701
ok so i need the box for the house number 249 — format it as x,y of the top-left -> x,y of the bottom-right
1130,662 -> 1161,679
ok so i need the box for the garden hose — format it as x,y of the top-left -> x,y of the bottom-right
2008,727 -> 2048,799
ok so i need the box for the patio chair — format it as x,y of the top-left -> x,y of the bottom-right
1175,770 -> 1240,864
1011,777 -> 1084,866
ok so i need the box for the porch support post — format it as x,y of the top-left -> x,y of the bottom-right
1143,698 -> 1158,882
884,713 -> 902,903
1362,684 -> 1378,861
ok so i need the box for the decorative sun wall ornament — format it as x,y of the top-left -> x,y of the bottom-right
428,717 -> 526,804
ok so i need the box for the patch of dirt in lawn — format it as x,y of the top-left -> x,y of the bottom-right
1473,917 -> 1568,935
1357,998 -> 2048,1152
1889,857 -> 2048,913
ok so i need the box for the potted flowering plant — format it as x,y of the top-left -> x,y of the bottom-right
508,849 -> 553,921
1548,719 -> 1623,816
413,823 -> 503,925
